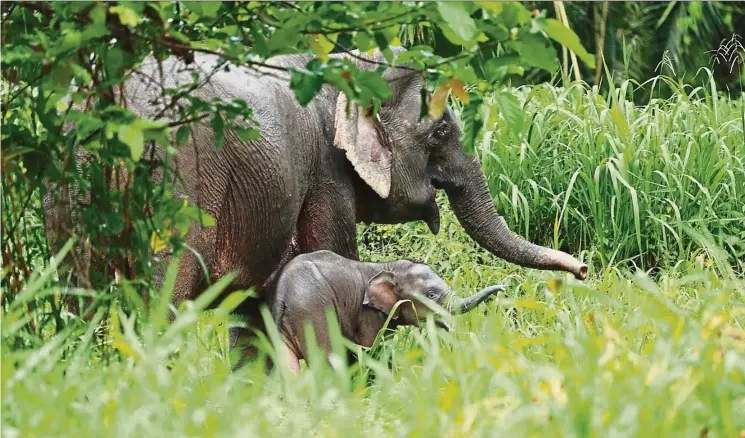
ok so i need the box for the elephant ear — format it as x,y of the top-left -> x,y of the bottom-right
364,270 -> 400,319
334,93 -> 392,199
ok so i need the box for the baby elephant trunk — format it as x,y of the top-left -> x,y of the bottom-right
451,285 -> 505,314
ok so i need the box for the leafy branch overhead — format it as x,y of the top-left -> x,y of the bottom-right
1,1 -> 593,290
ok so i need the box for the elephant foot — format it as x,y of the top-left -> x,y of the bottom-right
229,325 -> 266,372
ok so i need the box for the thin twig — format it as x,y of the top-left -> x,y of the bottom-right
166,114 -> 210,127
2,74 -> 44,118
141,33 -> 289,73
151,61 -> 225,120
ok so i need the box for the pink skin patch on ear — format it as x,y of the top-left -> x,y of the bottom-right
376,291 -> 399,313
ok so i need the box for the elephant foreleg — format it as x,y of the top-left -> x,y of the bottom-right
229,299 -> 270,371
297,187 -> 358,260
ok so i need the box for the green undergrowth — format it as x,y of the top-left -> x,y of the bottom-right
3,209 -> 745,437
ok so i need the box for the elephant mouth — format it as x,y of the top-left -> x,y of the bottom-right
422,197 -> 441,235
421,173 -> 448,235
430,171 -> 456,192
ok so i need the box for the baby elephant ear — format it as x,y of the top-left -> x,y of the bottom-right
334,92 -> 392,199
364,270 -> 400,319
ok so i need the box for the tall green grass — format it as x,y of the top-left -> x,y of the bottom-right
475,73 -> 745,271
3,220 -> 745,437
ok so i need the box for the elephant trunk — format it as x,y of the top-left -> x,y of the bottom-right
435,154 -> 588,280
449,285 -> 504,314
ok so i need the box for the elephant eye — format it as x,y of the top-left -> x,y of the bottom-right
426,290 -> 437,299
431,124 -> 449,142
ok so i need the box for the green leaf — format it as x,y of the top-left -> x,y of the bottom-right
103,47 -> 126,78
71,64 -> 93,85
215,25 -> 238,36
454,64 -> 479,84
110,5 -> 139,27
145,127 -> 170,148
248,23 -> 270,57
460,96 -> 483,155
479,22 -> 509,41
494,91 -> 525,135
81,21 -> 110,41
187,2 -> 221,17
374,25 -> 401,53
309,33 -> 337,63
58,31 -> 82,53
51,64 -> 75,88
234,126 -> 260,142
437,2 -> 477,45
541,18 -> 596,69
176,125 -> 190,146
489,2 -> 532,27
374,32 -> 390,51
216,290 -> 255,313
289,65 -> 324,107
507,33 -> 559,73
354,70 -> 392,100
484,55 -> 523,83
477,1 -> 505,14
199,1 -> 222,16
179,204 -> 217,228
268,24 -> 302,52
210,114 -> 225,150
353,31 -> 373,52
88,3 -> 107,24
195,38 -> 223,52
119,125 -> 145,161
199,211 -> 216,227
45,92 -> 66,113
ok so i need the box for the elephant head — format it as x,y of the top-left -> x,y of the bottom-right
363,260 -> 504,330
334,48 -> 587,280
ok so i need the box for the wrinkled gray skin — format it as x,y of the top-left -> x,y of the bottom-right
43,48 -> 587,364
270,250 -> 504,372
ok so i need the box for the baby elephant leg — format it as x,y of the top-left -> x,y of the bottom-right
283,341 -> 301,373
282,317 -> 336,371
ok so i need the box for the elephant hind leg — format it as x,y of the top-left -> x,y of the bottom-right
167,224 -> 217,315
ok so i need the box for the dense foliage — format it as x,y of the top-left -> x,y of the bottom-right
404,2 -> 745,96
555,1 -> 745,92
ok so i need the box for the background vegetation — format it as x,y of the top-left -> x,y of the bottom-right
2,1 -> 744,437
405,2 -> 745,96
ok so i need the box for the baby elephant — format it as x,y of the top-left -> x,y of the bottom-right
269,250 -> 504,372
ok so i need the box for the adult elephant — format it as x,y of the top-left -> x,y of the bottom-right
44,48 -> 587,361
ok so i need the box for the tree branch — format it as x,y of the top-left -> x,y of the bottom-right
166,114 -> 210,128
